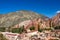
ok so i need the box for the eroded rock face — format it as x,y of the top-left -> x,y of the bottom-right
13,13 -> 60,31
52,13 -> 60,27
14,17 -> 50,31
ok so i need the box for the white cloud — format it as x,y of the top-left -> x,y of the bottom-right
56,11 -> 60,13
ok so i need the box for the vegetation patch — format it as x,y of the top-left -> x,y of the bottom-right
0,27 -> 5,32
12,26 -> 25,34
29,26 -> 35,30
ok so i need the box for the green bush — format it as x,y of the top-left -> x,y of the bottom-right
12,26 -> 25,34
38,28 -> 43,32
29,26 -> 35,30
12,28 -> 20,33
19,26 -> 25,34
0,27 -> 5,32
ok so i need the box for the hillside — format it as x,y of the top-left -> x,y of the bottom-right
0,10 -> 48,27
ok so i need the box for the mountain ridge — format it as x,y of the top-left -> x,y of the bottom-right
0,10 -> 49,27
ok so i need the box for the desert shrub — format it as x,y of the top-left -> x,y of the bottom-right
12,26 -> 24,33
12,28 -> 20,33
54,26 -> 60,29
38,28 -> 43,32
29,26 -> 35,30
19,26 -> 25,34
0,27 -> 5,32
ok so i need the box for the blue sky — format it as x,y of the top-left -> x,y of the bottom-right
0,0 -> 60,18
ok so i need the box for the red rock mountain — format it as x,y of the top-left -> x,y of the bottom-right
13,12 -> 60,31
0,10 -> 49,28
51,13 -> 60,27
0,10 -> 60,30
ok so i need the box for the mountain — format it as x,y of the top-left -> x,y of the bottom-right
0,10 -> 48,27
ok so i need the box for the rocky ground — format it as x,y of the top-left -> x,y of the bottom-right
1,30 -> 60,40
